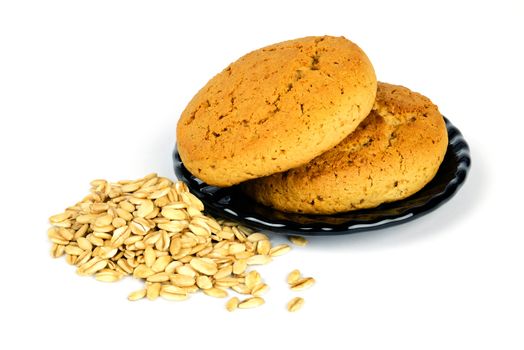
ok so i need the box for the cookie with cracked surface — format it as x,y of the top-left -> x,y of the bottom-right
176,35 -> 377,187
241,82 -> 448,214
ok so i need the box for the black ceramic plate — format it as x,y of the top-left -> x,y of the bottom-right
173,117 -> 471,235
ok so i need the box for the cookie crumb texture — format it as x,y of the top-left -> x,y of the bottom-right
242,83 -> 448,214
177,36 -> 377,187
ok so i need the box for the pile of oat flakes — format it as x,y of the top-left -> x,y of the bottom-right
47,173 -> 313,311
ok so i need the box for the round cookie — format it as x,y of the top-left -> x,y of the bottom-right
241,82 -> 449,214
177,36 -> 377,187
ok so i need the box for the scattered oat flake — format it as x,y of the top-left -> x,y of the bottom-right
287,269 -> 301,285
238,297 -> 265,309
290,277 -> 316,291
287,297 -> 304,312
288,235 -> 308,246
226,297 -> 240,312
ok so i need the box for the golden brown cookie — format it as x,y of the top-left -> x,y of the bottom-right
241,83 -> 448,214
177,36 -> 377,187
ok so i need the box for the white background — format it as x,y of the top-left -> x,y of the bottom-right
1,0 -> 523,349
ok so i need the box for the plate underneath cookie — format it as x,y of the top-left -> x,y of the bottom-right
173,117 -> 470,235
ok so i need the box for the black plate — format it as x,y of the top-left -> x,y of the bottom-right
173,117 -> 471,235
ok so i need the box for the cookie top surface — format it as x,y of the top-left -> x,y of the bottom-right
176,35 -> 377,187
241,82 -> 449,214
